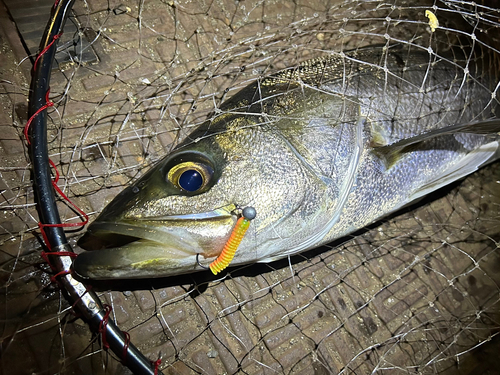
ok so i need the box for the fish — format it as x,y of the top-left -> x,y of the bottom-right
73,45 -> 500,280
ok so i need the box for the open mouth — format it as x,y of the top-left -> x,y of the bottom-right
78,203 -> 237,251
78,221 -> 201,254
73,225 -> 206,280
73,205 -> 238,280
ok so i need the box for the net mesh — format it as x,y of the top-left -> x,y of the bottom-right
1,0 -> 499,374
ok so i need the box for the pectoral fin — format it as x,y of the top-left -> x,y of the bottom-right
372,118 -> 500,168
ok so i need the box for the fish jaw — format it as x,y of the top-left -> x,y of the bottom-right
73,240 -> 201,280
74,214 -> 236,280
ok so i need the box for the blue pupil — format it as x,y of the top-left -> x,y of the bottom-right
178,170 -> 203,192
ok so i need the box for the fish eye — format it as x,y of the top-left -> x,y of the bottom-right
179,169 -> 203,191
167,161 -> 214,193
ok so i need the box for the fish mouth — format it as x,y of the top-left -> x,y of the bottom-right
73,205 -> 236,280
78,221 -> 203,254
78,203 -> 237,251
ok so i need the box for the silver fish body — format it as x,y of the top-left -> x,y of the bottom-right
74,46 -> 500,279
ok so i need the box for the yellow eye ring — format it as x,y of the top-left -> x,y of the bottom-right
167,161 -> 213,193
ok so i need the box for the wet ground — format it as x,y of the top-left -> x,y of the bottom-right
1,1 -> 500,374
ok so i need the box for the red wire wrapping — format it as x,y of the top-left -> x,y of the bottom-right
98,305 -> 132,358
37,159 -> 89,250
41,250 -> 78,267
36,161 -> 89,250
50,269 -> 70,283
99,305 -> 113,350
25,29 -> 89,303
24,86 -> 89,253
122,331 -> 131,363
41,250 -> 78,270
24,32 -> 89,251
40,251 -> 75,282
24,90 -> 54,145
33,32 -> 62,71
24,35 -> 89,248
153,359 -> 162,375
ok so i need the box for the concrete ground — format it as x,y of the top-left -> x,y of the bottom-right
1,1 -> 499,374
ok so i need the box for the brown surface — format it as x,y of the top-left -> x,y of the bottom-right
0,1 -> 499,374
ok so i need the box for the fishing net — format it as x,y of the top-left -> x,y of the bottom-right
1,0 -> 499,373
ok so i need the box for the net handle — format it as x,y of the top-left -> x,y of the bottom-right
27,1 -> 163,374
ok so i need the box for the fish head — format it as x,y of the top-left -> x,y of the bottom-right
74,106 -> 323,279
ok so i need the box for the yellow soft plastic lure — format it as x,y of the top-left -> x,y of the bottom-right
209,207 -> 256,275
425,10 -> 439,32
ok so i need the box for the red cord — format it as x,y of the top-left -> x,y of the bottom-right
38,160 -> 90,248
24,35 -> 90,252
33,33 -> 62,71
122,331 -> 131,363
153,359 -> 162,375
41,251 -> 78,285
97,305 -> 133,359
41,250 -> 78,267
26,99 -> 90,251
50,269 -> 70,283
24,72 -> 89,254
26,32 -> 90,253
99,305 -> 113,350
24,90 -> 53,145
37,161 -> 90,251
